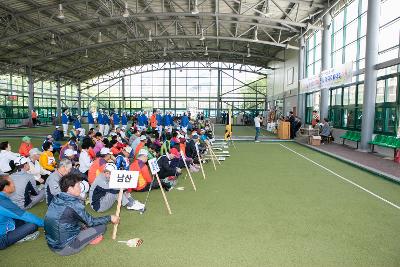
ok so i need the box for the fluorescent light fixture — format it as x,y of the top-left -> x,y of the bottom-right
123,47 -> 128,58
57,4 -> 65,19
98,32 -> 103,43
192,0 -> 199,14
247,47 -> 251,58
199,28 -> 205,41
163,47 -> 167,57
254,28 -> 258,41
122,2 -> 129,18
84,49 -> 88,58
50,34 -> 56,45
204,46 -> 208,56
147,30 -> 152,42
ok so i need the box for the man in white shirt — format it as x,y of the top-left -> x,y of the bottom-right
79,142 -> 92,177
254,114 -> 262,143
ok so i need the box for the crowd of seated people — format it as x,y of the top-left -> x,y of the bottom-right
0,108 -> 215,255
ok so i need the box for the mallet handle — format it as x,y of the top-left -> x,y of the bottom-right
112,188 -> 123,240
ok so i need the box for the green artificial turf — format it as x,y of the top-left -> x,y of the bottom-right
1,142 -> 400,266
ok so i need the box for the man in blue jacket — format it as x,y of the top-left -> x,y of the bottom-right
61,109 -> 69,137
121,112 -> 128,128
113,110 -> 120,129
180,112 -> 189,131
44,173 -> 119,256
0,173 -> 43,250
87,111 -> 95,130
156,110 -> 163,135
97,109 -> 104,135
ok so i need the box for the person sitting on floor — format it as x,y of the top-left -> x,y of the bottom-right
52,126 -> 64,141
18,136 -> 33,157
89,163 -> 144,212
9,156 -> 45,210
39,141 -> 57,172
45,159 -> 72,205
157,148 -> 181,190
88,147 -> 114,185
0,141 -> 19,174
27,148 -> 51,185
0,173 -> 43,250
44,173 -> 119,256
129,149 -> 155,192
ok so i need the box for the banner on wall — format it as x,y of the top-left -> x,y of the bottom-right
300,62 -> 353,93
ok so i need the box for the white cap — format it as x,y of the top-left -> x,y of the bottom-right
100,147 -> 112,155
137,149 -> 148,157
124,146 -> 133,154
55,126 -> 60,129
110,132 -> 117,136
104,163 -> 117,172
15,156 -> 29,166
29,148 -> 42,156
140,135 -> 147,141
121,126 -> 126,130
64,149 -> 77,157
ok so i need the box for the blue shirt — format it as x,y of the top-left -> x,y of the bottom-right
61,113 -> 69,124
103,115 -> 110,125
113,113 -> 120,124
88,113 -> 94,124
156,114 -> 163,126
97,113 -> 103,124
0,192 -> 43,238
121,115 -> 128,125
181,115 -> 189,127
74,118 -> 81,129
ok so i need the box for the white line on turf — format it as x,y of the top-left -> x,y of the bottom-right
279,143 -> 400,211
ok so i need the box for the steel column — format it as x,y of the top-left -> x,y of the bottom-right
320,13 -> 332,120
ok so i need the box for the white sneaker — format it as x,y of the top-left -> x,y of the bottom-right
127,200 -> 145,211
255,140 -> 260,143
17,231 -> 39,243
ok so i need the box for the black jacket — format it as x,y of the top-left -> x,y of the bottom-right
157,155 -> 176,179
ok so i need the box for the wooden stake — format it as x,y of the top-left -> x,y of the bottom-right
155,173 -> 172,215
180,151 -> 197,191
207,142 -> 221,166
195,144 -> 206,180
112,188 -> 123,240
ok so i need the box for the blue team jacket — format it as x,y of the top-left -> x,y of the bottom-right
61,114 -> 69,124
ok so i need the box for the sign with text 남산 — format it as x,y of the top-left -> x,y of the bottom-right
148,158 -> 160,175
109,170 -> 139,189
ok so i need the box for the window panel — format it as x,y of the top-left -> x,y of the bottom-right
376,80 -> 385,103
345,20 -> 358,44
334,29 -> 344,51
346,0 -> 359,23
387,77 -> 397,102
357,84 -> 364,105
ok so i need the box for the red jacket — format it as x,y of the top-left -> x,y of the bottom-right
129,159 -> 152,191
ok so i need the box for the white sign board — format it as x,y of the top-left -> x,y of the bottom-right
148,158 -> 160,175
109,170 -> 139,189
300,62 -> 353,93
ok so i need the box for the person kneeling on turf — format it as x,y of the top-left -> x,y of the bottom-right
89,163 -> 144,212
44,173 -> 119,256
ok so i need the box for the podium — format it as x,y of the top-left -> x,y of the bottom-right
278,122 -> 290,140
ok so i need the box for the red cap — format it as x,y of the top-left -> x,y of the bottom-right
170,148 -> 180,157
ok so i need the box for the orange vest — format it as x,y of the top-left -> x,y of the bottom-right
134,142 -> 145,157
179,143 -> 186,155
88,157 -> 106,184
129,160 -> 152,191
31,111 -> 37,119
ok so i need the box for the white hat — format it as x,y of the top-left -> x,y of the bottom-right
55,126 -> 60,129
29,148 -> 42,156
64,149 -> 77,157
124,146 -> 133,154
104,163 -> 117,172
15,156 -> 29,166
140,135 -> 147,141
110,132 -> 117,136
137,149 -> 148,157
100,147 -> 112,155
121,126 -> 126,130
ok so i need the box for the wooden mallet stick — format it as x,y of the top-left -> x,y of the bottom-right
180,151 -> 197,191
112,188 -> 123,240
155,173 -> 172,215
195,144 -> 206,180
